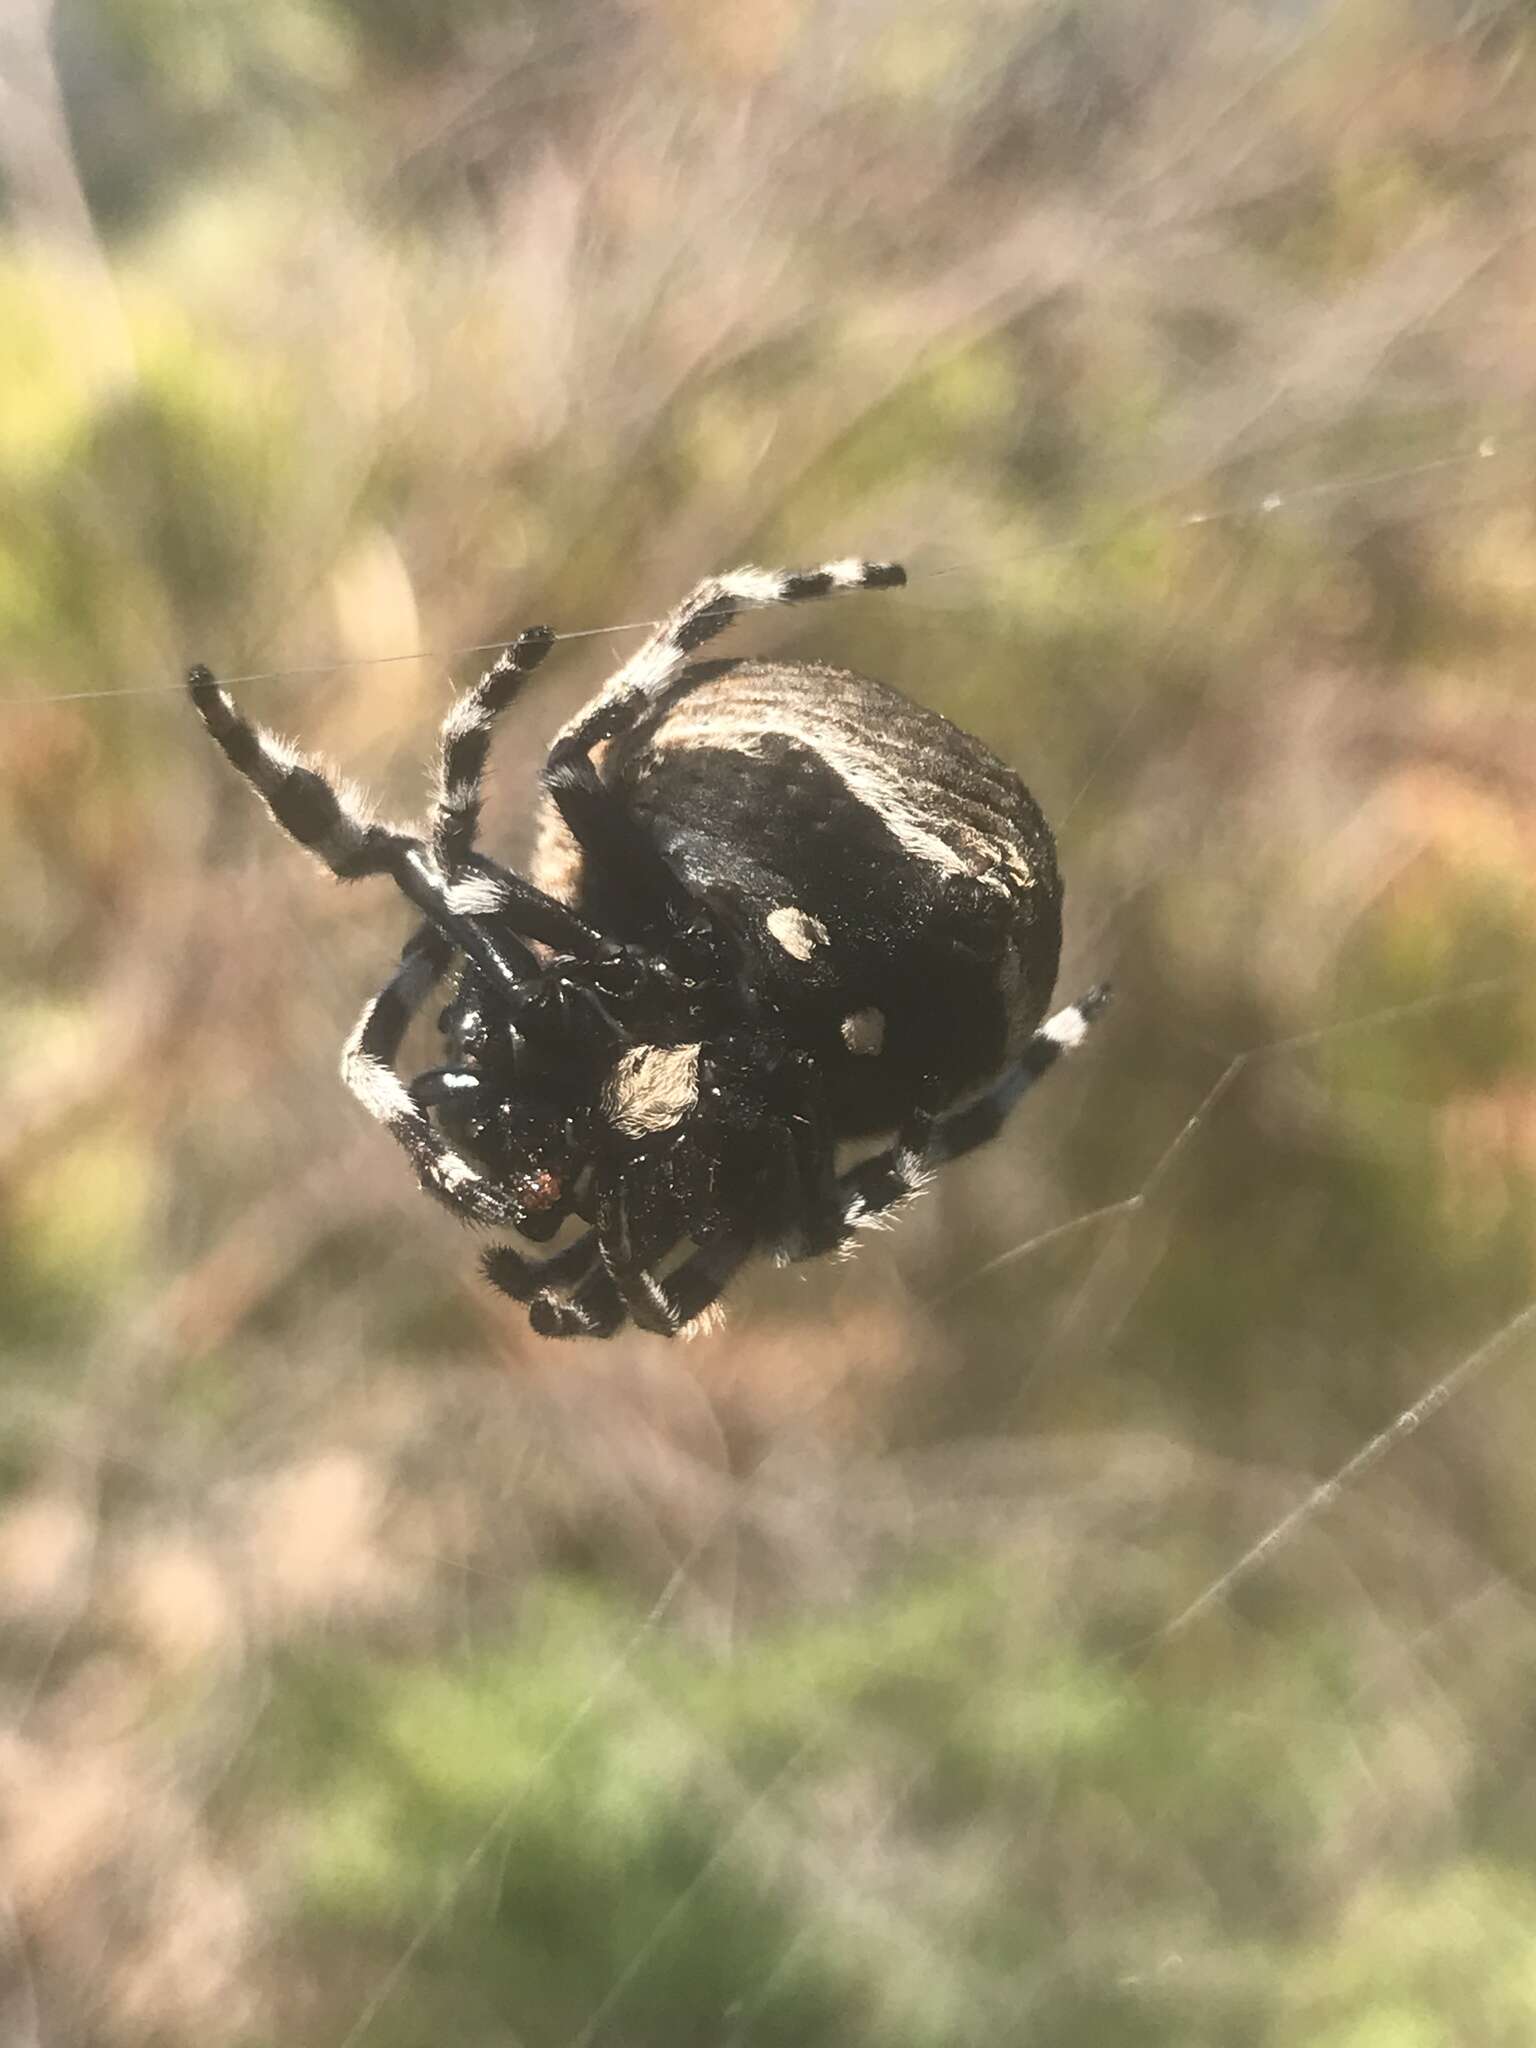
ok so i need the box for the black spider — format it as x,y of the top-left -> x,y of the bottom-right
188,559 -> 1108,1339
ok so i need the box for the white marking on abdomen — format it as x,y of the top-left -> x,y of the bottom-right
766,906 -> 830,960
840,1007 -> 886,1056
647,703 -> 1009,892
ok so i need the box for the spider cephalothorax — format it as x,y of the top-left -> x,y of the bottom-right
188,559 -> 1107,1338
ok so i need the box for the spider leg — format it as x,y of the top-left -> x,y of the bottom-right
429,627 -> 555,874
540,560 -> 906,945
835,985 -> 1113,1232
830,1090 -> 941,1238
527,1258 -> 627,1340
340,924 -> 535,1231
597,1224 -> 753,1340
556,558 -> 907,757
594,1120 -> 813,1337
924,983 -> 1113,1166
584,1184 -> 681,1337
622,1235 -> 755,1338
187,664 -> 415,880
187,665 -> 606,974
574,1177 -> 732,1339
767,1063 -> 854,1261
481,1227 -> 601,1304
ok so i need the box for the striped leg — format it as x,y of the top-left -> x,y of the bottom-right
187,662 -> 603,970
528,1230 -> 748,1341
430,627 -> 555,874
340,926 -> 531,1230
527,1258 -> 627,1340
616,1235 -> 753,1339
540,561 -> 907,946
833,1091 -> 939,1238
187,665 -> 415,880
552,558 -> 907,759
836,985 -> 1113,1232
482,1228 -> 603,1311
924,984 -> 1113,1166
588,1184 -> 681,1338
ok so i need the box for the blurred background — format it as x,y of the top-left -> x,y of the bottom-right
3,0 -> 1536,2041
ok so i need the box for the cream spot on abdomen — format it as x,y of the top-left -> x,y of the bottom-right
840,1008 -> 886,1057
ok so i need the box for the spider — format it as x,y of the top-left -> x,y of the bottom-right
188,559 -> 1108,1339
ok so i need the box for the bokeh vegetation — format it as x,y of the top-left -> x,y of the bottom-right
3,0 -> 1536,2041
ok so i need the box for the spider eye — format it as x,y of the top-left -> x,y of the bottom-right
519,1166 -> 563,1213
513,1164 -> 567,1242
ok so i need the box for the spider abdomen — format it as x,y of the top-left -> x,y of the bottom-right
534,658 -> 1063,1137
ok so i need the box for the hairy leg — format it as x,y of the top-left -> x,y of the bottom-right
482,1228 -> 602,1309
340,925 -> 541,1230
429,627 -> 555,874
187,663 -> 605,977
615,1234 -> 755,1338
836,985 -> 1113,1231
539,560 -> 907,947
527,1257 -> 627,1340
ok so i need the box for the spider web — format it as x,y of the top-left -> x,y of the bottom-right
6,975 -> 1532,2046
285,971 -> 1530,2048
3,0 -> 1536,2043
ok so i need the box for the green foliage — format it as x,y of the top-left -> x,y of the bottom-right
247,1571 -> 1536,2045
